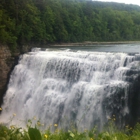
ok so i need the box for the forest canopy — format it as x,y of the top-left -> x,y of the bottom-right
1,0 -> 140,51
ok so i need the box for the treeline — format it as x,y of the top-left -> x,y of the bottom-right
1,0 -> 140,51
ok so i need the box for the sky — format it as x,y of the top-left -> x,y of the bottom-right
94,0 -> 140,6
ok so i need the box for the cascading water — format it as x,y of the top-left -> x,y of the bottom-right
0,48 -> 140,131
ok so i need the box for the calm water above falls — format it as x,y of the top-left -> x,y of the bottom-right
57,43 -> 140,53
1,44 -> 140,131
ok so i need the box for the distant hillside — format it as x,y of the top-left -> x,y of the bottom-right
1,0 -> 140,52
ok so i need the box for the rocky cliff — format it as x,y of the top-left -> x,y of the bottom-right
0,45 -> 18,106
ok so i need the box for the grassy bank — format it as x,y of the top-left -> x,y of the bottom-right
0,118 -> 140,140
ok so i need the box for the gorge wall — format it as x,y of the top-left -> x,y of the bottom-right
0,44 -> 42,96
0,44 -> 33,106
0,45 -> 18,106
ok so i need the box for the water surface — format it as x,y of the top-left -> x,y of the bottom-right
50,44 -> 140,53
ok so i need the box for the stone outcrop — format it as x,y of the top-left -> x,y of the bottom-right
0,45 -> 17,106
0,44 -> 32,106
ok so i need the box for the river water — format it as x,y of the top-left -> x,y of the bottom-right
51,43 -> 140,53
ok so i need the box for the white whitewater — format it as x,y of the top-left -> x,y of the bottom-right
0,48 -> 140,131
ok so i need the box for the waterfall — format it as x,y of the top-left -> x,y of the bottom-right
1,48 -> 140,131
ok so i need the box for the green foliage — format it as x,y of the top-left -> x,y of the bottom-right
0,121 -> 140,140
0,117 -> 140,140
1,0 -> 140,51
0,9 -> 17,51
0,124 -> 29,140
0,100 -> 139,140
28,127 -> 42,140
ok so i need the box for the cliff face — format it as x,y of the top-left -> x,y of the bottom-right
0,45 -> 16,106
0,44 -> 32,106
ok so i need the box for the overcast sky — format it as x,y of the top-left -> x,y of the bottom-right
94,0 -> 140,6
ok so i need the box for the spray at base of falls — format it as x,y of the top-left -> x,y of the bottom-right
1,48 -> 140,131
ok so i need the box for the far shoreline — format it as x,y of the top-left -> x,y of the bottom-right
48,41 -> 140,47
